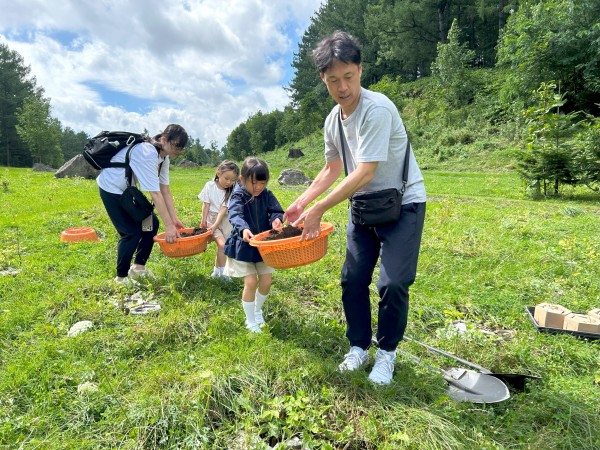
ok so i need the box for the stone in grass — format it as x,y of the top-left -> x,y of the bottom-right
277,169 -> 311,186
285,436 -> 304,449
67,320 -> 94,337
0,268 -> 19,276
77,382 -> 99,394
271,436 -> 306,449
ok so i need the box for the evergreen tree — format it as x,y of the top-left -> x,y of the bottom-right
517,82 -> 578,197
0,42 -> 43,167
431,19 -> 477,107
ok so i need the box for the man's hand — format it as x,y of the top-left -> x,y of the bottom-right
294,204 -> 324,241
283,202 -> 304,224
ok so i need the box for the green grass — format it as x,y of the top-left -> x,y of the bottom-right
1,165 -> 600,449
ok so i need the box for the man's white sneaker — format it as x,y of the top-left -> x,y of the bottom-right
338,346 -> 369,372
368,349 -> 396,385
255,311 -> 265,327
246,321 -> 262,333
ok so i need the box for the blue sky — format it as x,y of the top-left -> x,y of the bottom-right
0,0 -> 323,147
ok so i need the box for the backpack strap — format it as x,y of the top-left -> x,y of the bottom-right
123,143 -> 163,187
124,145 -> 137,187
106,134 -> 144,170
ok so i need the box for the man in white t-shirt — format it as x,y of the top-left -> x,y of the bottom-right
284,31 -> 426,385
97,124 -> 189,284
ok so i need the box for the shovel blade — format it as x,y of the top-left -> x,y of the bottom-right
488,373 -> 542,391
444,368 -> 510,404
404,335 -> 541,391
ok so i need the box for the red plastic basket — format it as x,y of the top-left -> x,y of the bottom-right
154,228 -> 212,258
249,222 -> 335,269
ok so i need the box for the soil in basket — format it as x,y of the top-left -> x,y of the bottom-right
262,225 -> 303,241
180,227 -> 208,237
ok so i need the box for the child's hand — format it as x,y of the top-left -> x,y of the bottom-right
242,229 -> 254,242
272,218 -> 283,230
201,221 -> 207,228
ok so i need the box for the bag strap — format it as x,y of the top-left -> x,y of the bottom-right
337,110 -> 411,194
124,143 -> 163,187
124,144 -> 137,187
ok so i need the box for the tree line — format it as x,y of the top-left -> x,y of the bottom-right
225,0 -> 600,196
0,43 -> 222,169
2,0 -> 600,195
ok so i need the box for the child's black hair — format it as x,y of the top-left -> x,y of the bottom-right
240,157 -> 270,183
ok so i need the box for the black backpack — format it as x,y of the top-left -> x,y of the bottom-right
82,131 -> 147,170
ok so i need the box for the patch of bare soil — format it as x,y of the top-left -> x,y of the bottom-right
262,225 -> 303,241
180,227 -> 208,237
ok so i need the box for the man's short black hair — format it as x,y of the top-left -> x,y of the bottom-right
311,30 -> 362,73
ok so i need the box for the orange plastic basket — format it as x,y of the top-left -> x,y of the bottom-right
60,227 -> 99,242
154,227 -> 212,258
249,222 -> 334,269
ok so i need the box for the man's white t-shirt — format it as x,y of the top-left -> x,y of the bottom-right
96,142 -> 169,194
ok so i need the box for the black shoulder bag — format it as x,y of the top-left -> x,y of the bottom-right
338,112 -> 411,227
119,145 -> 156,222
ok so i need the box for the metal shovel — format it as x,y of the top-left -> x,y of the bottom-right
398,350 -> 510,403
404,335 -> 541,390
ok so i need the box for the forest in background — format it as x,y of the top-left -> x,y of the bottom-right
2,0 -> 600,196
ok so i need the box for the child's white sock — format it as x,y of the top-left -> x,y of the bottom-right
242,300 -> 257,324
254,291 -> 268,327
242,300 -> 261,332
255,290 -> 268,312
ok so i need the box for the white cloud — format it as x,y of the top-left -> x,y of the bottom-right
0,0 -> 323,147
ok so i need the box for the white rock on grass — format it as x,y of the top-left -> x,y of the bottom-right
0,268 -> 19,276
67,320 -> 94,337
77,382 -> 99,394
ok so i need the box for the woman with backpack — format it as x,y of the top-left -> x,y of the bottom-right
96,124 -> 189,285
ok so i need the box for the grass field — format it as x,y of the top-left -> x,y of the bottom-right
1,165 -> 599,449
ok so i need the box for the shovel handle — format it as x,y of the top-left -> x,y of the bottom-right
404,335 -> 491,374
